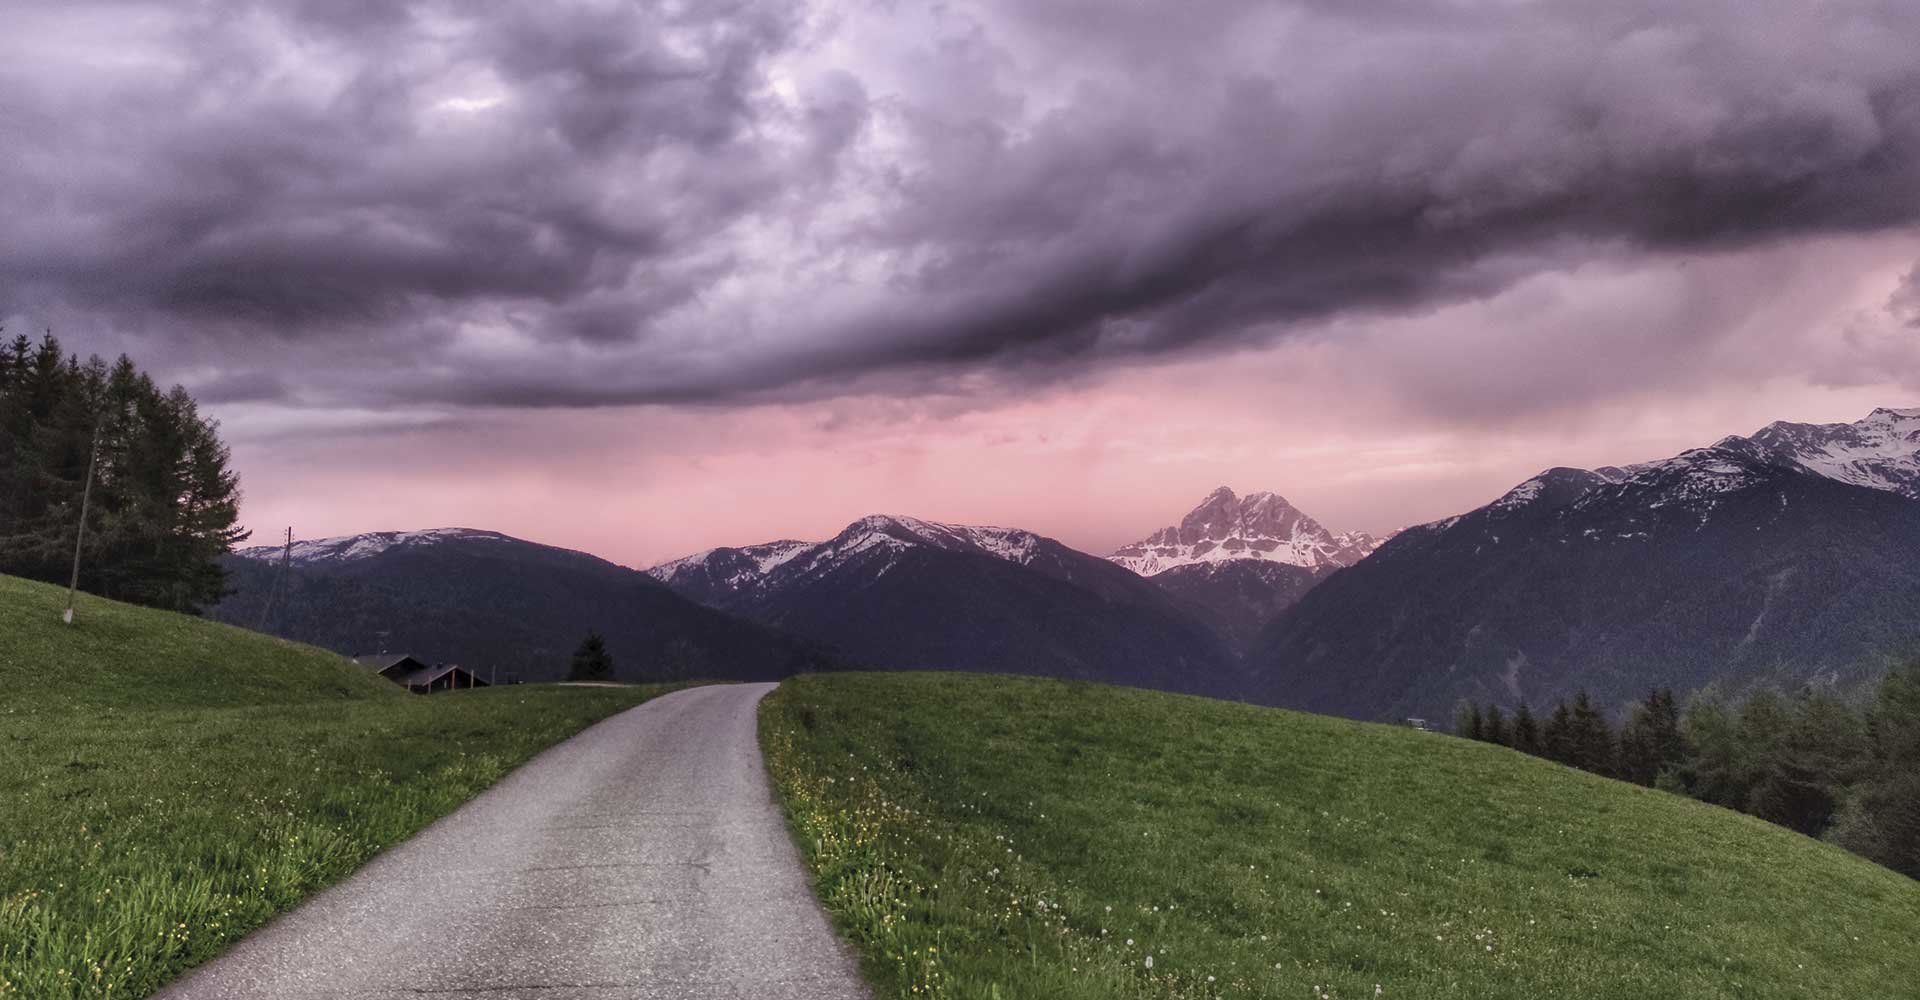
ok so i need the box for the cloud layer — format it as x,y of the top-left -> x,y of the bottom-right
10,0 -> 1920,411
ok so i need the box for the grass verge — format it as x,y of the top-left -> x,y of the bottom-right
760,672 -> 1920,1000
0,574 -> 682,999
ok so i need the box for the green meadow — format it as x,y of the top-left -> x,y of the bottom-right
0,573 -> 674,1000
761,671 -> 1920,1000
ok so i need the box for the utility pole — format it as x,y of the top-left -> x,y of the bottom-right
63,420 -> 103,626
256,526 -> 292,631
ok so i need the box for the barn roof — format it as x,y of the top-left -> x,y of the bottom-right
392,663 -> 488,688
351,654 -> 428,678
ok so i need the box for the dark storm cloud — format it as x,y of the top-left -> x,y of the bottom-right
6,0 -> 1920,408
1,0 -> 804,324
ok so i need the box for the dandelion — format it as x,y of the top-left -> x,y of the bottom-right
1145,955 -> 1154,970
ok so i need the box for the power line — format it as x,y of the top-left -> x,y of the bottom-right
62,418 -> 103,626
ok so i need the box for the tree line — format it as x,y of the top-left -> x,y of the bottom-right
1456,669 -> 1920,879
0,332 -> 246,613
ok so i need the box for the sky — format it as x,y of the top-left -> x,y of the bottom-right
6,0 -> 1920,567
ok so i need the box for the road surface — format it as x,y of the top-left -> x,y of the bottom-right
155,683 -> 869,999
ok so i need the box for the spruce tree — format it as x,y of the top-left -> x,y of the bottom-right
1510,703 -> 1542,757
1748,690 -> 1867,837
569,631 -> 614,681
1483,704 -> 1509,746
1543,701 -> 1575,766
0,336 -> 246,611
1455,702 -> 1484,741
1618,689 -> 1689,787
1650,689 -> 1689,778
1674,695 -> 1747,807
1566,691 -> 1616,776
1736,690 -> 1791,804
1830,666 -> 1920,878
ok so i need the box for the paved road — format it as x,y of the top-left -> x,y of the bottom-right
156,683 -> 869,1000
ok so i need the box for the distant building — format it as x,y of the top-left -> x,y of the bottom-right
1403,717 -> 1432,732
352,654 -> 429,682
351,654 -> 490,694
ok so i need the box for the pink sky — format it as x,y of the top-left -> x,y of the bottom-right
14,0 -> 1920,571
219,235 -> 1920,569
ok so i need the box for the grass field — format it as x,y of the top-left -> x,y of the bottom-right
0,573 -> 678,1000
761,672 -> 1920,1000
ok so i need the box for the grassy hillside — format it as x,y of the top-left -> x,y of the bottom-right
0,574 -> 681,1000
761,673 -> 1920,1000
2,573 -> 397,711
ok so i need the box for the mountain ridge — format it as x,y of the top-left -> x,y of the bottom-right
647,513 -> 1248,697
216,528 -> 839,684
1254,406 -> 1920,721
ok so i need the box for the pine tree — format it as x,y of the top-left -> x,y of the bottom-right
1618,688 -> 1690,787
1483,704 -> 1509,746
1830,666 -> 1920,878
1566,691 -> 1616,776
1748,690 -> 1867,837
1673,695 -> 1747,807
569,631 -> 614,681
1649,689 -> 1689,777
0,337 -> 246,611
1510,703 -> 1542,757
1543,701 -> 1575,766
1735,690 -> 1790,804
1455,702 -> 1484,741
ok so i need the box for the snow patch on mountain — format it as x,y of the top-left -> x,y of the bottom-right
1440,406 -> 1920,549
645,514 -> 1052,601
235,528 -> 511,565
844,514 -> 1045,564
750,540 -> 812,574
1731,406 -> 1920,498
1109,487 -> 1381,576
1619,450 -> 1772,511
645,538 -> 814,591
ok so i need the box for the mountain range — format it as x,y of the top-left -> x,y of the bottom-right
211,405 -> 1920,722
213,528 -> 840,684
1256,407 -> 1920,721
648,514 -> 1245,696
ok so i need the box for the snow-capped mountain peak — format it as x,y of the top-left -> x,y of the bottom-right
834,514 -> 1045,564
644,538 -> 813,592
1436,405 -> 1920,545
645,514 -> 1055,605
1108,487 -> 1381,576
1730,406 -> 1920,498
234,527 -> 512,565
